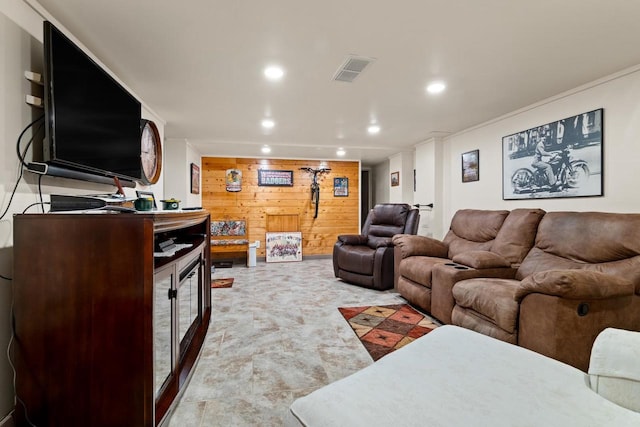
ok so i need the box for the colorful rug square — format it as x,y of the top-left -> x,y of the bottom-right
211,278 -> 234,288
338,304 -> 438,361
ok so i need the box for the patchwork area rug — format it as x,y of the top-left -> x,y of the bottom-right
338,304 -> 438,361
211,278 -> 234,288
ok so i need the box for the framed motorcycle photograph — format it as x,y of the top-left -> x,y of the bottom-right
502,108 -> 603,200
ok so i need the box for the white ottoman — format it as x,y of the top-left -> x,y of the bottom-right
286,325 -> 640,427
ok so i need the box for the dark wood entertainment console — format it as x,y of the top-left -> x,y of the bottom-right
12,211 -> 211,426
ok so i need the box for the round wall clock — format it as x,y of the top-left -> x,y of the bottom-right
140,119 -> 162,185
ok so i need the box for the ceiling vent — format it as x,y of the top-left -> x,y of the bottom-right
333,55 -> 375,83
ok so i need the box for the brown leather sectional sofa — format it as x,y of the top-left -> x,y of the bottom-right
393,209 -> 640,371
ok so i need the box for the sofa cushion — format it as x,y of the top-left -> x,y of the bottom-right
443,209 -> 509,258
452,278 -> 521,334
336,245 -> 374,275
367,204 -> 410,237
399,256 -> 450,288
491,208 -> 545,265
516,212 -> 640,285
452,251 -> 510,269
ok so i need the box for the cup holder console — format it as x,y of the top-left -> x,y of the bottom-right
443,262 -> 470,270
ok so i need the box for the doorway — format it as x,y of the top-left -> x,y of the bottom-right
360,169 -> 370,230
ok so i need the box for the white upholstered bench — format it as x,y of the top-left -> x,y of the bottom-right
286,325 -> 640,427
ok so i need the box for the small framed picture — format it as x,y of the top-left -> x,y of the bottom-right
190,163 -> 200,194
462,150 -> 479,183
333,177 -> 349,197
391,171 -> 400,187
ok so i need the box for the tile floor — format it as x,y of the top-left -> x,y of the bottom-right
167,258 -> 409,426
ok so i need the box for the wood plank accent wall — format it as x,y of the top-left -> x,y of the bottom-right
201,157 -> 360,257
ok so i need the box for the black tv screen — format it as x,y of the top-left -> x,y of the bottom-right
43,21 -> 142,182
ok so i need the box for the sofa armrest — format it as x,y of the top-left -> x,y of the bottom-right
588,328 -> 640,412
452,251 -> 511,269
515,270 -> 634,302
391,234 -> 448,259
337,234 -> 368,245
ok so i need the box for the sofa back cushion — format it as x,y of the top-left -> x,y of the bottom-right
364,203 -> 412,238
491,208 -> 546,265
516,212 -> 640,288
443,209 -> 509,259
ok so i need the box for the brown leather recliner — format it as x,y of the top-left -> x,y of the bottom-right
333,203 -> 420,290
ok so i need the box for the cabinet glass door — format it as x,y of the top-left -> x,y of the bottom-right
154,266 -> 174,397
178,256 -> 201,354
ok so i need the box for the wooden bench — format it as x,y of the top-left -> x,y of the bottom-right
210,220 -> 249,263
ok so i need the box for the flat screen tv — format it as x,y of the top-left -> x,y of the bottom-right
42,21 -> 142,183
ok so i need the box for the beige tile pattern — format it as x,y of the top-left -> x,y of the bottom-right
168,258 -> 407,426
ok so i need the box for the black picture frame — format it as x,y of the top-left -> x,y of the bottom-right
333,177 -> 348,197
502,108 -> 603,200
190,163 -> 200,194
135,190 -> 157,209
258,169 -> 294,186
462,150 -> 479,183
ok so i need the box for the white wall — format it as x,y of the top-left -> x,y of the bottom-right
439,66 -> 640,235
164,139 -> 202,208
0,2 -> 167,419
372,160 -> 389,206
386,151 -> 413,204
414,138 -> 444,237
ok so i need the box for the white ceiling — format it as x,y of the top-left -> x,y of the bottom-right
31,0 -> 640,166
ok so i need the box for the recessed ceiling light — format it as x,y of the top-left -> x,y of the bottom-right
367,124 -> 380,134
264,66 -> 284,80
426,81 -> 446,94
336,148 -> 346,156
261,119 -> 275,129
261,145 -> 271,154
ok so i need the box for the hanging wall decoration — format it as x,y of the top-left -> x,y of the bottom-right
390,171 -> 400,187
502,108 -> 603,200
462,150 -> 480,183
225,168 -> 242,192
190,163 -> 200,194
258,169 -> 294,186
333,177 -> 349,197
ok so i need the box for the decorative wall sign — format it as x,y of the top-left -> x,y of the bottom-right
391,171 -> 400,187
265,232 -> 302,263
258,169 -> 294,186
333,177 -> 349,197
462,150 -> 479,182
190,163 -> 200,194
225,168 -> 242,192
502,108 -> 603,200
